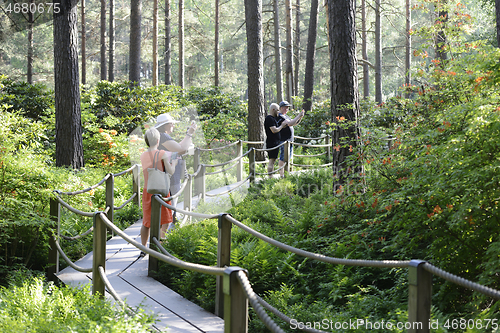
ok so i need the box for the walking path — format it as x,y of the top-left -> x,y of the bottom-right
56,220 -> 224,333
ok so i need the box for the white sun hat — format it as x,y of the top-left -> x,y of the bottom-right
155,113 -> 179,128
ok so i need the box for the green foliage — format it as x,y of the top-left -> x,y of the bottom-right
0,276 -> 155,332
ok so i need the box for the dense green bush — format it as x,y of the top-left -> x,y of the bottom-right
0,274 -> 155,332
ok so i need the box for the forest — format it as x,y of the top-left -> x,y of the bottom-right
1,0 -> 500,331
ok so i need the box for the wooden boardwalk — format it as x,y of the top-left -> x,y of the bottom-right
56,219 -> 224,333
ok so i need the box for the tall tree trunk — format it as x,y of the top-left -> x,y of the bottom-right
214,0 -> 219,86
164,0 -> 171,84
100,0 -> 107,80
405,0 -> 411,97
245,0 -> 265,161
328,0 -> 362,192
375,0 -> 382,104
108,0 -> 115,82
361,0 -> 369,99
273,0 -> 283,102
179,0 -> 185,88
27,2 -> 33,84
496,0 -> 500,47
81,0 -> 86,85
54,0 -> 84,168
129,0 -> 141,85
294,0 -> 300,96
435,0 -> 448,62
152,0 -> 158,86
285,0 -> 294,102
302,0 -> 318,112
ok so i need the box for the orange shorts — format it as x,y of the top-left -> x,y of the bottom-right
142,190 -> 173,228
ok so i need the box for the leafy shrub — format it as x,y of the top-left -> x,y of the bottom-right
0,276 -> 155,332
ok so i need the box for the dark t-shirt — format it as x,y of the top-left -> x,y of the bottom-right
265,115 -> 281,147
277,113 -> 293,141
158,132 -> 184,187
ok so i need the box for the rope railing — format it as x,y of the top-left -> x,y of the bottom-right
153,195 -> 220,219
205,174 -> 251,197
236,270 -> 286,333
225,215 -> 410,268
291,162 -> 334,168
99,212 -> 225,276
55,173 -> 111,196
98,266 -> 125,306
52,236 -> 93,273
295,134 -> 329,141
54,194 -> 95,217
197,140 -> 240,151
423,262 -> 500,299
205,160 -> 239,176
114,192 -> 138,210
60,226 -> 94,241
113,164 -> 138,177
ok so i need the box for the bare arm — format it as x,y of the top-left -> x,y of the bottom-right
269,120 -> 290,133
288,110 -> 305,126
161,154 -> 178,175
160,121 -> 197,153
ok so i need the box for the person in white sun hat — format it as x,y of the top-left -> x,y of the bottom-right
155,113 -> 197,231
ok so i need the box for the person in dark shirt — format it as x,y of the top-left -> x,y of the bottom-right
264,103 -> 289,178
276,101 -> 304,177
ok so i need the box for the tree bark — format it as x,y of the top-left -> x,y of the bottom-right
81,0 -> 86,85
285,0 -> 294,102
328,0 -> 362,192
496,0 -> 500,47
375,0 -> 382,104
108,0 -> 115,82
302,0 -> 318,112
361,0 -> 369,99
405,0 -> 411,97
54,0 -> 84,168
294,0 -> 300,97
273,0 -> 283,102
215,0 -> 220,86
152,0 -> 158,86
27,1 -> 33,84
435,0 -> 448,62
129,0 -> 141,85
164,0 -> 171,84
100,0 -> 107,80
179,0 -> 185,88
245,0 -> 265,161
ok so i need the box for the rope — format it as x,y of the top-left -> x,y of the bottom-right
291,142 -> 331,148
294,152 -> 327,158
291,162 -> 333,168
256,295 -> 329,333
113,164 -> 138,177
236,270 -> 286,333
163,177 -> 189,201
255,141 -> 286,153
153,195 -> 220,219
114,193 -> 137,210
241,140 -> 264,145
197,140 -> 240,151
255,163 -> 286,176
54,195 -> 94,217
98,266 -> 125,306
205,175 -> 251,197
60,226 -> 94,241
226,215 -> 410,268
205,160 -> 239,176
191,164 -> 203,177
295,135 -> 329,141
99,213 -> 225,276
52,236 -> 93,273
423,263 -> 500,299
204,149 -> 252,169
54,174 -> 111,196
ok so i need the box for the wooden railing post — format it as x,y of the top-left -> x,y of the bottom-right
184,175 -> 193,223
223,267 -> 248,333
47,197 -> 60,282
105,173 -> 114,235
132,164 -> 141,207
216,213 -> 232,318
193,148 -> 201,196
408,260 -> 432,333
92,212 -> 106,299
236,140 -> 243,182
326,134 -> 331,161
285,141 -> 291,174
249,148 -> 255,183
149,194 -> 162,275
